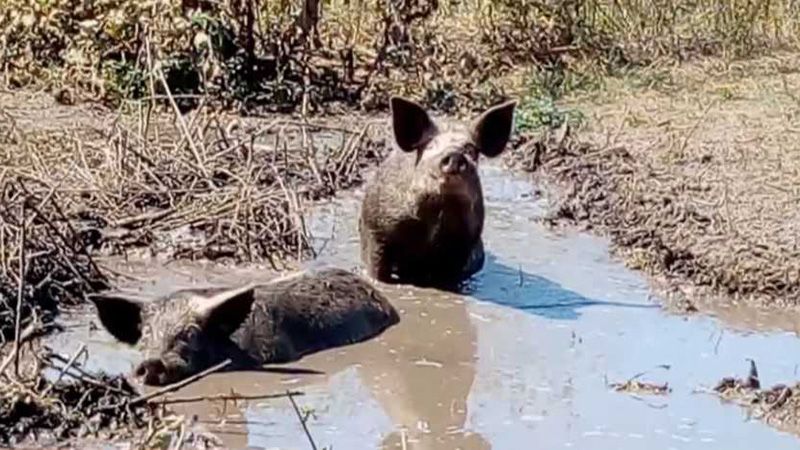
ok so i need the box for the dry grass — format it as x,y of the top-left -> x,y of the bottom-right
2,89 -> 386,260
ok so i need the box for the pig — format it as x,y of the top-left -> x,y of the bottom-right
88,268 -> 399,386
359,96 -> 516,288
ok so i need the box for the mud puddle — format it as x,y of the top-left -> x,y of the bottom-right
49,164 -> 800,449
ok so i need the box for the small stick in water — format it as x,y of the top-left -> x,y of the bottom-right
288,390 -> 318,450
99,359 -> 233,411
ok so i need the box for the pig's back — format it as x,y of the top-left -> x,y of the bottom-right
237,268 -> 399,364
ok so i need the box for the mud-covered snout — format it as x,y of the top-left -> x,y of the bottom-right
439,151 -> 471,176
134,358 -> 172,386
134,353 -> 198,386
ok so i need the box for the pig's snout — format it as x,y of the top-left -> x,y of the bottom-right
439,152 -> 468,175
134,358 -> 169,386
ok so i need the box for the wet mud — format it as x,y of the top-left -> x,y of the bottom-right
50,163 -> 800,449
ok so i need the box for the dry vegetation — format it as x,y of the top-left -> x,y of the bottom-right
3,0 -> 800,446
713,361 -> 800,437
0,341 -> 163,446
4,0 -> 800,113
609,366 -> 672,396
611,379 -> 671,396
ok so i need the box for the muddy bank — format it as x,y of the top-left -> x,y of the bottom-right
518,55 -> 800,310
508,124 -> 800,310
506,113 -> 800,436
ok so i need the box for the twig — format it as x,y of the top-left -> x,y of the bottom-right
153,390 -> 304,406
714,330 -> 724,355
112,208 -> 175,228
155,67 -> 210,181
0,321 -> 43,376
17,182 -> 106,286
41,343 -> 86,396
109,359 -> 232,409
45,354 -> 129,394
143,30 -> 158,144
170,421 -> 187,450
13,200 -> 26,376
1,320 -> 46,350
620,364 -> 671,385
288,390 -> 318,450
678,100 -> 716,154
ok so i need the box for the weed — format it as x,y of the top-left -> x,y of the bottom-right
515,68 -> 587,132
516,95 -> 584,132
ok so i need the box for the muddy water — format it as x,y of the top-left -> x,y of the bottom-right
49,164 -> 800,449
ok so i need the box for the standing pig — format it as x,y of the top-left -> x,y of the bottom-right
360,97 -> 516,287
89,268 -> 399,386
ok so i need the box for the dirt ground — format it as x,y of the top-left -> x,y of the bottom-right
508,52 -> 800,311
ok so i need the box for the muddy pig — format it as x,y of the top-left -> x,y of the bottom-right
360,96 -> 516,287
89,268 -> 399,386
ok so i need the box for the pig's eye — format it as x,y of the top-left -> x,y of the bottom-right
463,144 -> 479,160
179,325 -> 203,344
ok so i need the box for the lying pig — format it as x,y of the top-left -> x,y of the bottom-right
89,268 -> 399,385
360,96 -> 516,287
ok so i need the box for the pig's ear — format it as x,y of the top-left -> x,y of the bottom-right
470,100 -> 516,158
87,292 -> 144,345
390,96 -> 438,152
193,284 -> 256,336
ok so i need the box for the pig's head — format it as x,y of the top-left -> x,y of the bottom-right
88,284 -> 256,386
389,97 -> 516,200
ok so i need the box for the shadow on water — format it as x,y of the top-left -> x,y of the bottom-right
235,366 -> 325,376
463,252 -> 658,321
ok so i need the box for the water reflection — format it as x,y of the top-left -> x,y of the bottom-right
364,289 -> 488,450
156,282 -> 488,449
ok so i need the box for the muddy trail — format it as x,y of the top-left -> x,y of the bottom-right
48,163 -> 800,449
